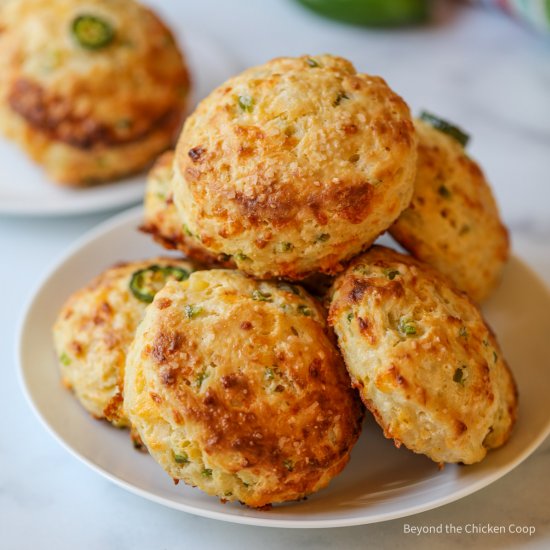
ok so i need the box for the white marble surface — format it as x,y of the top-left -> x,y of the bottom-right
1,0 -> 549,548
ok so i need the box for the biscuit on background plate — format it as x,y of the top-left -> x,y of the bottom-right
0,0 -> 190,185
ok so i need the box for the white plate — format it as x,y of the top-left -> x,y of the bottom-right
17,207 -> 550,528
0,29 -> 241,217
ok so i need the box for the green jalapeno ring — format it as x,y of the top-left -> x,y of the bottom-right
419,111 -> 470,147
129,265 -> 190,303
72,14 -> 115,50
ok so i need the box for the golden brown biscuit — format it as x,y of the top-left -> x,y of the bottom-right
328,246 -> 517,464
390,119 -> 509,302
124,269 -> 363,507
141,152 -> 334,296
172,54 -> 417,279
53,257 -> 199,434
0,0 -> 190,185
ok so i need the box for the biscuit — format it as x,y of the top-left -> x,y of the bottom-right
328,246 -> 517,464
0,0 -> 190,185
53,257 -> 199,433
141,151 -> 335,296
172,54 -> 417,279
124,269 -> 363,507
390,118 -> 509,302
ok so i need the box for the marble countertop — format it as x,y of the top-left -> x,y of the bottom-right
1,1 -> 549,548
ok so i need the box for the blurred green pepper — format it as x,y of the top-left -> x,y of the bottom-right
295,0 -> 430,27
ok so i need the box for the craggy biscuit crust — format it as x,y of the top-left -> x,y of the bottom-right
141,151 -> 236,268
390,119 -> 509,302
53,257 -> 198,427
124,270 -> 363,507
172,54 -> 416,279
0,0 -> 190,184
141,151 -> 335,296
329,246 -> 517,464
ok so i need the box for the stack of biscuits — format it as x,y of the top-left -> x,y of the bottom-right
52,51 -> 518,508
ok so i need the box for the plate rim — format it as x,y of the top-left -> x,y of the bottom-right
16,206 -> 550,528
0,179 -> 146,217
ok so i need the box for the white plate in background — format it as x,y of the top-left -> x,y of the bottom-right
17,207 -> 550,527
0,29 -> 241,217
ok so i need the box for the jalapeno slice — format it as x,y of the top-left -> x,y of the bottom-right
129,265 -> 189,303
295,0 -> 429,27
419,111 -> 470,147
72,14 -> 115,50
